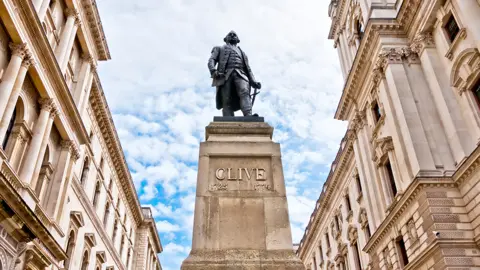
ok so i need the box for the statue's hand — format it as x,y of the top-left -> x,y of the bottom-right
210,69 -> 218,78
252,81 -> 262,89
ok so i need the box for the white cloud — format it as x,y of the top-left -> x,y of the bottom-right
96,0 -> 345,269
156,220 -> 181,233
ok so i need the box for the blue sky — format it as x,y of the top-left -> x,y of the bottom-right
95,0 -> 346,269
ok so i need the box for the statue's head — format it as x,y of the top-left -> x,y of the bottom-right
224,31 -> 240,45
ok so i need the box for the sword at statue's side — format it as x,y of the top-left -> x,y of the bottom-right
250,87 -> 260,107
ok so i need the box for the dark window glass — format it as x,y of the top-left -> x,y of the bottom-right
325,233 -> 331,248
356,20 -> 364,41
352,242 -> 362,269
313,256 -> 317,270
365,225 -> 371,240
473,78 -> 480,103
356,174 -> 363,194
372,102 -> 381,123
445,15 -> 460,42
2,108 -> 16,149
345,195 -> 352,212
385,160 -> 397,196
396,236 -> 409,267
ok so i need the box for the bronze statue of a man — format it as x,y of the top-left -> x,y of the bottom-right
208,31 -> 262,116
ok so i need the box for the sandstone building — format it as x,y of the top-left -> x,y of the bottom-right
0,0 -> 162,269
297,0 -> 480,269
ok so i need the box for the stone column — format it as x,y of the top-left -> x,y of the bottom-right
5,124 -> 28,169
453,0 -> 480,51
73,54 -> 93,106
0,56 -> 34,144
30,107 -> 57,191
380,47 -> 437,175
0,43 -> 28,121
79,72 -> 94,115
19,98 -> 55,185
45,140 -> 79,220
335,39 -> 347,79
37,0 -> 52,22
354,123 -> 385,228
35,164 -> 53,202
411,32 -> 474,162
60,18 -> 81,73
32,0 -> 43,11
54,8 -> 79,72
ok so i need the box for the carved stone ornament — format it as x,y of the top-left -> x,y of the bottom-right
358,208 -> 368,228
61,140 -> 80,160
21,55 -> 35,68
347,226 -> 358,243
9,42 -> 29,59
410,32 -> 435,55
383,247 -> 393,270
38,98 -> 55,112
407,219 -> 418,243
378,46 -> 419,66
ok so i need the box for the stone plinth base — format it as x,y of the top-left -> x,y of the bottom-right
181,121 -> 305,270
181,250 -> 305,270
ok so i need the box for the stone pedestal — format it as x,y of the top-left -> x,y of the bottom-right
181,119 -> 305,270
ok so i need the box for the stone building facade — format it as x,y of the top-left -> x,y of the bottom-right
297,0 -> 480,269
0,0 -> 162,269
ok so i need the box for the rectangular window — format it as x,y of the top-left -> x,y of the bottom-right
396,236 -> 409,267
473,78 -> 480,105
325,233 -> 331,249
385,160 -> 397,196
345,194 -> 352,212
444,14 -> 460,42
365,225 -> 371,240
352,242 -> 362,269
355,174 -> 363,195
372,101 -> 381,123
318,243 -> 324,264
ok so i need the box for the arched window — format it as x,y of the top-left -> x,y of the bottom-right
103,201 -> 110,226
2,107 -> 16,149
80,157 -> 90,185
92,181 -> 101,207
64,230 -> 76,269
80,250 -> 89,270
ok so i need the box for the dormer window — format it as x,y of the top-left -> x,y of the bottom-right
444,14 -> 460,43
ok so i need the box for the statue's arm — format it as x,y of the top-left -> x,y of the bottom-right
208,46 -> 220,75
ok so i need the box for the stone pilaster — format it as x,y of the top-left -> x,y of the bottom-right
0,43 -> 29,122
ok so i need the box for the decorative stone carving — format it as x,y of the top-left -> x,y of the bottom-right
379,48 -> 403,64
347,225 -> 357,244
358,208 -> 368,229
38,98 -> 55,112
407,219 -> 418,243
383,247 -> 393,270
21,54 -> 34,68
410,32 -> 435,55
61,140 -> 80,160
9,43 -> 28,59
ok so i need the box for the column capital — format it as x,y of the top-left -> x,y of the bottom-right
410,32 -> 435,55
65,8 -> 81,26
21,54 -> 35,68
82,53 -> 96,69
38,98 -> 55,112
49,106 -> 59,119
378,46 -> 419,66
61,140 -> 80,160
9,43 -> 29,59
